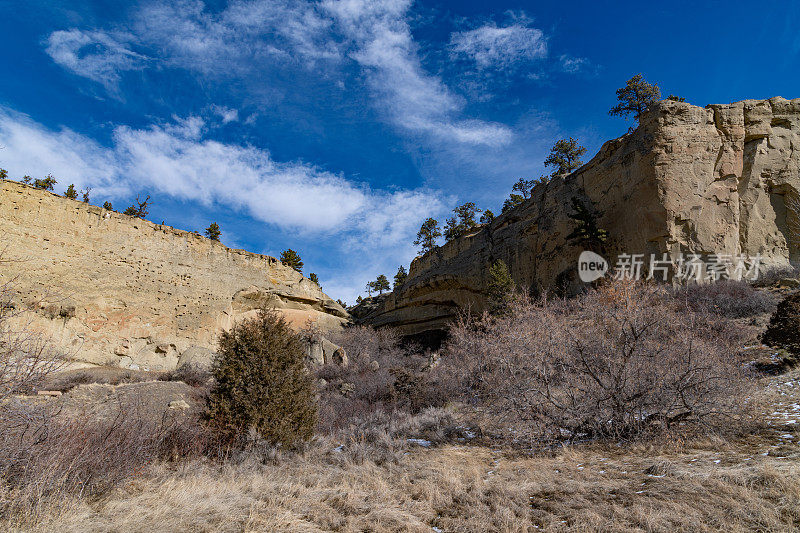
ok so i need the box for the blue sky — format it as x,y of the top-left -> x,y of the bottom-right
1,0 -> 798,303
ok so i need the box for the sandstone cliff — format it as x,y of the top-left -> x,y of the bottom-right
365,97 -> 800,335
0,180 -> 349,370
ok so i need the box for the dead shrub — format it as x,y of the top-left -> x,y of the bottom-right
442,280 -> 754,443
317,326 -> 436,433
0,397 -> 204,522
161,363 -> 211,388
673,280 -> 776,318
0,281 -> 66,401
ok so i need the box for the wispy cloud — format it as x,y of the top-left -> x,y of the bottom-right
324,0 -> 512,146
44,29 -> 147,91
449,20 -> 547,70
558,54 -> 593,74
43,0 -> 512,147
0,106 -> 447,237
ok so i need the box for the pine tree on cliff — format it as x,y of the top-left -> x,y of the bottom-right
566,197 -> 609,252
414,217 -> 442,254
480,210 -> 495,224
205,222 -> 221,241
487,260 -> 514,313
309,273 -> 320,286
33,174 -> 57,191
280,249 -> 303,273
454,202 -> 481,230
394,265 -> 408,289
544,138 -> 587,177
81,187 -> 91,203
0,169 -> 7,180
443,216 -> 460,241
512,178 -> 535,199
123,194 -> 151,219
64,184 -> 78,200
374,274 -> 390,294
502,194 -> 525,213
609,74 -> 661,122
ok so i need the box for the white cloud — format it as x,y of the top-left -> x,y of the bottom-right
211,105 -> 239,124
558,54 -> 591,74
0,107 -> 447,236
324,0 -> 512,146
44,29 -> 147,91
45,0 -> 512,148
449,22 -> 547,70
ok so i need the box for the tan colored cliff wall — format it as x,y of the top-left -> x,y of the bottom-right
0,180 -> 348,370
367,97 -> 800,335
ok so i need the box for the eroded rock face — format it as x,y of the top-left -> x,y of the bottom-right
365,98 -> 800,336
0,180 -> 349,370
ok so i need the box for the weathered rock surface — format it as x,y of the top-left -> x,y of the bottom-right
0,180 -> 349,370
365,98 -> 800,335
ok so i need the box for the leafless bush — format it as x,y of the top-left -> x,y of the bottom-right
0,397 -> 205,521
161,363 -> 211,387
442,280 -> 754,444
673,280 -> 776,318
317,326 -> 435,433
0,265 -> 66,402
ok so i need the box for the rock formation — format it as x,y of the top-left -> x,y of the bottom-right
0,180 -> 349,370
363,97 -> 800,336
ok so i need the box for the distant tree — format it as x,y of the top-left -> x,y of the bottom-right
81,187 -> 91,203
309,273 -> 320,285
394,265 -> 408,289
454,202 -> 481,230
443,216 -> 461,241
356,295 -> 363,304
205,222 -> 221,241
414,217 -> 442,254
365,281 -> 375,297
666,95 -> 686,102
280,249 -> 303,273
0,169 -> 7,180
534,174 -> 550,186
64,184 -> 78,200
374,274 -> 390,294
566,197 -> 609,252
609,74 -> 661,122
487,259 -> 514,313
21,176 -> 32,184
502,194 -> 525,213
544,138 -> 587,177
480,210 -> 495,224
102,201 -> 113,211
336,298 -> 347,308
33,174 -> 57,191
123,194 -> 151,218
444,202 -> 482,241
512,178 -> 535,199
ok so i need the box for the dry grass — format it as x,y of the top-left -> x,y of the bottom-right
1,369 -> 797,532
13,429 -> 798,532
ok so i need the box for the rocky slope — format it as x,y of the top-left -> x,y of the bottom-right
364,97 -> 800,336
0,180 -> 349,370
